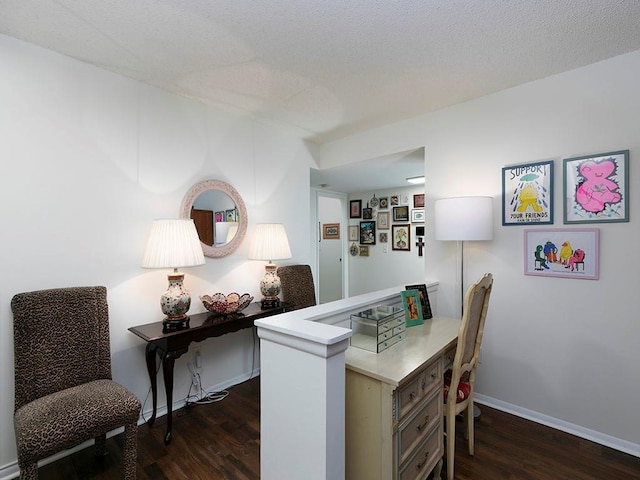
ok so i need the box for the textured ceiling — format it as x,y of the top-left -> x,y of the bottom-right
2,1 -> 640,146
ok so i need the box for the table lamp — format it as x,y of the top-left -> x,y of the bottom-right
142,218 -> 206,327
434,196 -> 493,316
248,223 -> 292,309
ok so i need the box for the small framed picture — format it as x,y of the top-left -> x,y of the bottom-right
393,206 -> 409,222
413,194 -> 425,208
392,224 -> 410,251
362,206 -> 373,220
563,150 -> 629,224
225,208 -> 237,222
401,290 -> 423,327
379,197 -> 389,209
359,221 -> 376,245
350,200 -> 362,218
502,160 -> 554,226
350,243 -> 359,256
322,223 -> 340,239
377,211 -> 390,230
405,284 -> 433,319
524,228 -> 599,279
379,232 -> 388,243
359,245 -> 369,256
390,195 -> 399,206
348,225 -> 359,241
411,209 -> 425,223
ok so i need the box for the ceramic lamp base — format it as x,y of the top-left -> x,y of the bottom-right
259,263 -> 282,308
160,269 -> 192,323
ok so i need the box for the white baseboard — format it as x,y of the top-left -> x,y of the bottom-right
0,370 -> 260,480
474,393 -> 640,458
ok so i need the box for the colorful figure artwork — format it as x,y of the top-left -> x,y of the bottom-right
502,160 -> 553,225
525,228 -> 599,280
564,151 -> 629,224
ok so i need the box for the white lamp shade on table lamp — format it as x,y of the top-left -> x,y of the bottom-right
142,218 -> 205,325
248,223 -> 292,308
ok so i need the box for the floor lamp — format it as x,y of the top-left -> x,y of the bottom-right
435,196 -> 492,417
434,196 -> 493,316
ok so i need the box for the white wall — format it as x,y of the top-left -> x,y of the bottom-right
318,50 -> 640,453
0,33 -> 313,471
348,186 -> 426,295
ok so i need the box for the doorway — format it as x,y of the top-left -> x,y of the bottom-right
315,190 -> 347,303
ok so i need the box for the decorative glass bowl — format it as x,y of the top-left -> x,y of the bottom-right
200,292 -> 254,315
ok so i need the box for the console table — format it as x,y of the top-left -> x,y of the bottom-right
128,303 -> 288,444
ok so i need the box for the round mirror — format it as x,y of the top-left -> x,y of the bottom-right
180,179 -> 248,258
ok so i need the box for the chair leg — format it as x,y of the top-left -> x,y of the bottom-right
122,422 -> 138,480
467,401 -> 475,456
446,412 -> 456,480
95,434 -> 107,456
19,462 -> 38,480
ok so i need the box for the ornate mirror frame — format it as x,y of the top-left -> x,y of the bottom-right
180,179 -> 248,258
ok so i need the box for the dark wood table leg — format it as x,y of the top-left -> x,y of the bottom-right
144,343 -> 159,427
162,351 -> 178,445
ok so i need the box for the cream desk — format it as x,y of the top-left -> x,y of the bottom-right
345,316 -> 460,480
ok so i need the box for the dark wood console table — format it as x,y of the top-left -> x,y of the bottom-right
128,303 -> 288,444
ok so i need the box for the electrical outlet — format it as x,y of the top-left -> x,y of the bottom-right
194,350 -> 202,369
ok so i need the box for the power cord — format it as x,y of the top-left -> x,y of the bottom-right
184,361 -> 229,407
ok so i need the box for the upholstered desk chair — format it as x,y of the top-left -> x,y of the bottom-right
277,264 -> 317,310
11,286 -> 141,480
443,273 -> 493,480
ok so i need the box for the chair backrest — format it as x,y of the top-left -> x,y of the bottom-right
11,286 -> 112,411
448,274 -> 493,401
277,264 -> 317,310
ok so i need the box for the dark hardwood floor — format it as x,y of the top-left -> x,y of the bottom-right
36,377 -> 640,479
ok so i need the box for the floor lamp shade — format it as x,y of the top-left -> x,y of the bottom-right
434,196 -> 493,241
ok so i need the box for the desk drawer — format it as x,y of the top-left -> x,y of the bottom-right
398,423 -> 441,480
396,390 -> 440,466
396,359 -> 441,421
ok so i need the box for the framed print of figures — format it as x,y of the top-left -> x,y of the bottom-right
392,224 -> 410,251
524,228 -> 599,280
350,200 -> 362,218
413,194 -> 425,208
359,221 -> 376,245
502,160 -> 553,225
563,150 -> 629,224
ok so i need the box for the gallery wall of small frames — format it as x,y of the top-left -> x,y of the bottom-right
502,150 -> 629,280
348,192 -> 425,257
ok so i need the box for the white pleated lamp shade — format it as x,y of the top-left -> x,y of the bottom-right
434,196 -> 493,241
142,219 -> 206,268
248,223 -> 292,262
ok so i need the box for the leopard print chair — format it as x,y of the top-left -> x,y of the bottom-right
277,264 -> 317,310
11,286 -> 141,480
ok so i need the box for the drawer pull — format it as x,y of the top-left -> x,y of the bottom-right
421,379 -> 427,390
409,391 -> 416,400
415,415 -> 430,432
430,372 -> 437,380
415,451 -> 430,470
